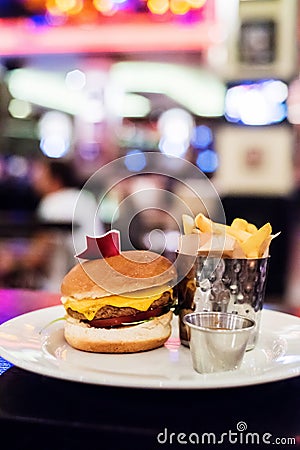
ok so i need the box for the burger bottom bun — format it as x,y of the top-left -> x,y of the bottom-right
64,311 -> 173,353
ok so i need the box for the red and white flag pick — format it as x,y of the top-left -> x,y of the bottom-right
76,230 -> 121,260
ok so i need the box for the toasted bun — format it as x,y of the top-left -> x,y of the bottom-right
61,250 -> 176,300
64,311 -> 173,353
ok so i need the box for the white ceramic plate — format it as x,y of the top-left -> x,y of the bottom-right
0,306 -> 300,389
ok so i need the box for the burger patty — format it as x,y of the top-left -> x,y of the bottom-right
67,291 -> 173,321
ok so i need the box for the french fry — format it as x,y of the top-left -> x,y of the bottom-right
246,223 -> 258,233
259,235 -> 272,258
226,227 -> 252,243
183,212 -> 276,258
195,214 -> 251,242
240,223 -> 272,258
231,218 -> 248,231
182,214 -> 195,235
230,218 -> 257,240
195,214 -> 229,236
194,213 -> 213,233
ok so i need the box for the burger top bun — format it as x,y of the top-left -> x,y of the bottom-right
61,250 -> 177,300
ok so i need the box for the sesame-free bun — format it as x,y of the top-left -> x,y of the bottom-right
61,250 -> 176,299
64,311 -> 173,353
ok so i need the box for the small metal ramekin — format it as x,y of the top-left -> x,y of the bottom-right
183,312 -> 255,374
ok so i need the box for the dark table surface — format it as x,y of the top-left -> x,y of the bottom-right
0,288 -> 300,450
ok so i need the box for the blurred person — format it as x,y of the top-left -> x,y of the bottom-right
0,233 -> 54,290
32,159 -> 104,246
0,159 -> 105,292
31,158 -> 105,291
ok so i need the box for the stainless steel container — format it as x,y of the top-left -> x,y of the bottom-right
183,312 -> 255,374
175,255 -> 269,350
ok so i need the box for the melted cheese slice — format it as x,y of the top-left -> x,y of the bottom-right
63,284 -> 172,321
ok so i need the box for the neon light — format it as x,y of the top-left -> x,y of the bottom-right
111,62 -> 225,117
8,64 -> 225,118
0,19 -> 220,55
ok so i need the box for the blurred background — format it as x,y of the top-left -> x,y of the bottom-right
0,0 -> 299,304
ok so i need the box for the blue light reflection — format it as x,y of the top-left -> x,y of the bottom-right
0,356 -> 13,375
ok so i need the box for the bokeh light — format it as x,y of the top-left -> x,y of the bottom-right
147,0 -> 169,15
158,108 -> 194,142
38,110 -> 72,158
65,69 -> 86,91
93,0 -> 117,15
8,99 -> 32,119
54,0 -> 83,15
46,0 -> 65,16
225,80 -> 288,126
124,149 -> 147,172
7,156 -> 29,178
196,149 -> 218,173
169,0 -> 190,15
191,125 -> 213,148
159,137 -> 189,158
40,135 -> 70,158
187,0 -> 207,8
158,108 -> 194,157
13,0 -> 210,20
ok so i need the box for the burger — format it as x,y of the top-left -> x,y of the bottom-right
60,250 -> 177,353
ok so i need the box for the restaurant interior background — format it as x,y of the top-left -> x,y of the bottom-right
0,0 -> 299,305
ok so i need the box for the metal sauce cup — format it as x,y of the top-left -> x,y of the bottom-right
183,312 -> 255,374
176,255 -> 269,351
